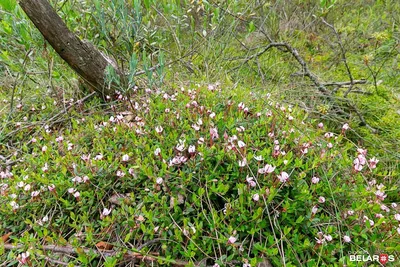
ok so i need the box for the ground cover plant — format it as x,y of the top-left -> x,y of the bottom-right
1,0 -> 399,266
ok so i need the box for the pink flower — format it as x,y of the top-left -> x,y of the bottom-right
311,176 -> 320,184
56,136 -> 64,143
156,177 -> 164,184
357,148 -> 367,155
81,154 -> 90,161
380,204 -> 390,212
155,126 -> 163,134
116,170 -> 125,177
278,172 -> 289,183
192,124 -> 200,131
343,235 -> 351,243
324,234 -> 332,242
31,191 -> 40,198
318,122 -> 324,128
101,208 -> 112,219
327,143 -> 333,148
210,127 -> 219,139
342,123 -> 349,131
375,190 -> 387,201
353,158 -> 363,172
73,191 -> 80,199
311,206 -> 318,214
227,236 -> 237,244
254,155 -> 263,161
395,214 -> 400,221
252,193 -> 260,202
17,252 -> 30,264
154,148 -> 161,156
42,146 -> 47,152
122,154 -> 130,162
188,145 -> 196,154
246,176 -> 256,187
238,140 -> 246,148
318,196 -> 326,203
238,158 -> 247,167
264,164 -> 276,174
368,157 -> 379,169
48,184 -> 56,192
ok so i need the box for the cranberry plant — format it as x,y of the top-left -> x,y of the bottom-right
1,84 -> 399,266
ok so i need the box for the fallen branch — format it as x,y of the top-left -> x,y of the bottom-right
3,243 -> 189,266
323,80 -> 367,87
236,41 -> 377,132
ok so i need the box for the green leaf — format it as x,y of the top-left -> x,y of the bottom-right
0,0 -> 16,12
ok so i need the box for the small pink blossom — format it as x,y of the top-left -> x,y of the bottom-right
154,148 -> 161,156
395,214 -> 400,221
116,170 -> 125,177
81,154 -> 90,161
31,191 -> 40,198
238,158 -> 247,167
41,163 -> 49,172
155,126 -> 163,134
73,191 -> 80,198
210,127 -> 219,139
318,196 -> 326,203
192,124 -> 200,131
252,193 -> 260,202
17,251 -> 30,264
156,177 -> 164,184
278,172 -> 289,183
188,145 -> 196,154
122,154 -> 130,162
42,146 -> 47,152
353,158 -> 363,172
56,136 -> 64,143
327,143 -> 333,148
101,208 -> 112,219
324,234 -> 332,242
238,140 -> 246,148
68,188 -> 76,194
375,190 -> 387,201
368,157 -> 379,169
95,154 -> 103,160
227,236 -> 237,244
246,176 -> 256,187
380,204 -> 390,212
254,155 -> 263,161
311,206 -> 318,214
264,164 -> 276,174
342,123 -> 349,131
48,184 -> 56,191
318,123 -> 324,128
311,176 -> 320,184
343,235 -> 351,243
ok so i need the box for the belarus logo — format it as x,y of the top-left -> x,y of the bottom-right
379,254 -> 389,265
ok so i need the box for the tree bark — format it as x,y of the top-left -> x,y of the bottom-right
19,0 -> 122,97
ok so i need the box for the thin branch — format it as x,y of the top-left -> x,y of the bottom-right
3,243 -> 189,266
323,80 -> 367,87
